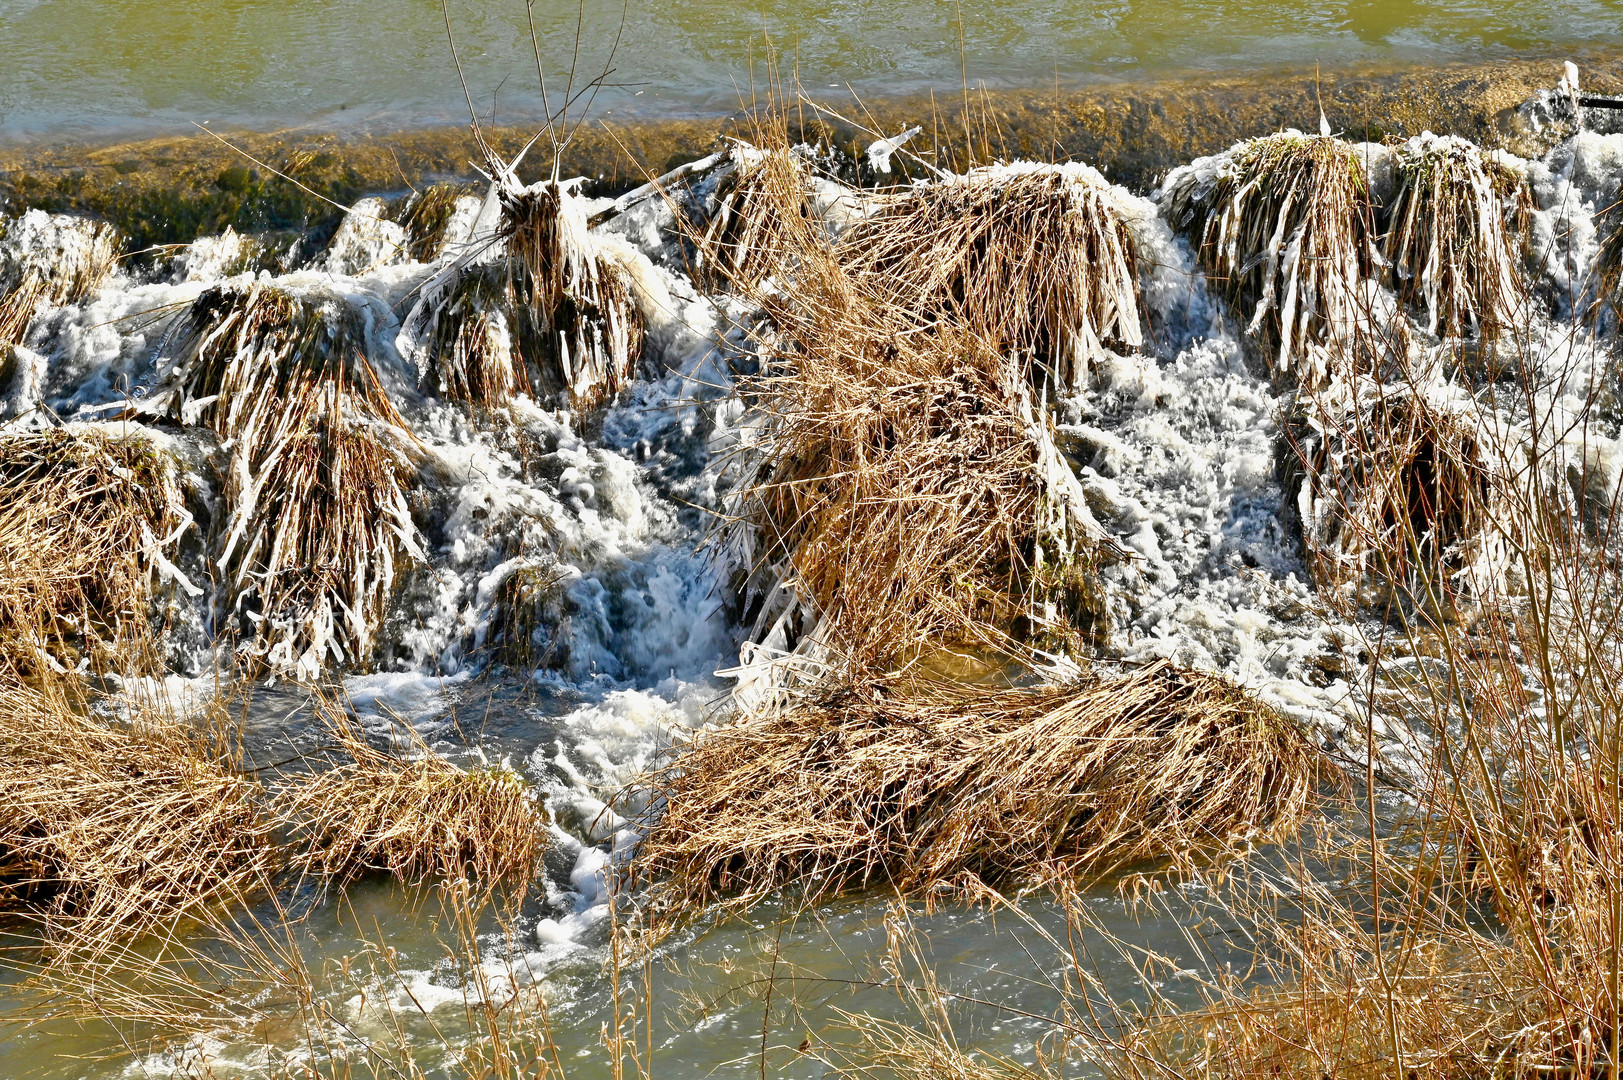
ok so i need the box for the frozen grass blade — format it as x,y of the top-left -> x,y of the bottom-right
163,282 -> 423,677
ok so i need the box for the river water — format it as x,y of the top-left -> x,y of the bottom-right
2,0 -> 1623,139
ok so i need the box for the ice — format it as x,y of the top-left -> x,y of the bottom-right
321,197 -> 410,276
865,125 -> 921,174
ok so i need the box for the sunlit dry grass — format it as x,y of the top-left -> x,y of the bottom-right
278,706 -> 547,893
0,682 -> 277,962
633,662 -> 1325,914
0,425 -> 189,678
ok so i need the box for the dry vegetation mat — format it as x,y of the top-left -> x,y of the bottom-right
160,281 -> 423,677
277,709 -> 547,892
0,426 -> 190,677
0,683 -> 277,959
632,662 -> 1325,912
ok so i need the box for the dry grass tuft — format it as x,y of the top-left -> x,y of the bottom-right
695,144 -> 819,291
278,709 -> 547,891
632,662 -> 1324,912
725,316 -> 1112,681
0,212 -> 119,347
1117,604 -> 1623,1079
1161,133 -> 1378,388
715,161 -> 1125,682
1280,380 -> 1516,614
1384,133 -> 1530,338
0,426 -> 191,677
404,178 -> 646,415
0,682 -> 277,958
1142,937 -> 1612,1080
162,281 -> 422,678
836,164 -> 1143,391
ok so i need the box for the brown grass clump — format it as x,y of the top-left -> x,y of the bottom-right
1280,380 -> 1514,615
0,682 -> 277,957
1384,133 -> 1531,339
716,161 -> 1123,681
836,164 -> 1143,391
695,144 -> 818,291
1161,133 -> 1378,388
631,662 -> 1324,912
726,316 -> 1112,680
161,281 -> 422,678
0,211 -> 119,347
402,177 -> 646,415
0,426 -> 191,677
278,709 -> 547,891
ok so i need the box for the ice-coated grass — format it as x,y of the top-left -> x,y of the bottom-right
1160,132 -> 1378,388
1385,132 -> 1531,338
161,281 -> 422,678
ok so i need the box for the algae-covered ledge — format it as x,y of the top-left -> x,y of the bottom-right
3,51 -> 1616,254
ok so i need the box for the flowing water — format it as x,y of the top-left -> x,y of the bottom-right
5,4 -> 1623,1078
2,0 -> 1623,139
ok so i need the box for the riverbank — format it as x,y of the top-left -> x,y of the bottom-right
3,51 -> 1617,252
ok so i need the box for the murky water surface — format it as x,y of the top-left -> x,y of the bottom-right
2,0 -> 1622,139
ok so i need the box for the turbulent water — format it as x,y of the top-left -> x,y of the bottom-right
3,0 -> 1623,139
4,63 -> 1623,1077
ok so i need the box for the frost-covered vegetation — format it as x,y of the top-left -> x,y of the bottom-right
6,66 -> 1623,1078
